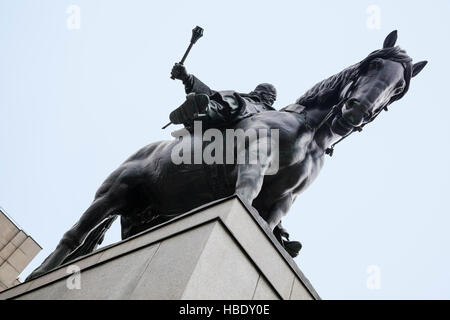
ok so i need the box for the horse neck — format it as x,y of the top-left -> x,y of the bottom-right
302,98 -> 345,153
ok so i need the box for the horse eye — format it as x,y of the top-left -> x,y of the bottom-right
394,81 -> 406,94
370,58 -> 383,69
397,80 -> 406,88
393,86 -> 404,95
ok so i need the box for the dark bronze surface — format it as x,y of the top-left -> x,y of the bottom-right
27,31 -> 426,281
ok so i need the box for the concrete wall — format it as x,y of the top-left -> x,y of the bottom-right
0,209 -> 42,291
0,196 -> 319,300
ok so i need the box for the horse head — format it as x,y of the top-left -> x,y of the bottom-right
331,30 -> 427,137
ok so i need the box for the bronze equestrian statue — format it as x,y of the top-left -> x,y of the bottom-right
27,30 -> 427,281
169,62 -> 277,128
168,63 -> 300,253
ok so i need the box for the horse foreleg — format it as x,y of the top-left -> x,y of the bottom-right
235,162 -> 267,205
235,130 -> 279,204
235,133 -> 278,204
266,194 -> 302,257
264,193 -> 293,230
26,194 -> 120,280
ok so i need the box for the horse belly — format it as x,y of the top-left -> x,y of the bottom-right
153,161 -> 236,214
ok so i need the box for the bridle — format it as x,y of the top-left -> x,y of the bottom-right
313,62 -> 409,157
318,80 -> 387,156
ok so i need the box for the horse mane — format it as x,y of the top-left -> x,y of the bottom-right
291,46 -> 413,110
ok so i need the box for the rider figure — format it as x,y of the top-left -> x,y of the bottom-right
170,63 -> 302,257
170,63 -> 277,129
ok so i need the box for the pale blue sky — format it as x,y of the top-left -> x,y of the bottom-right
1,0 -> 449,299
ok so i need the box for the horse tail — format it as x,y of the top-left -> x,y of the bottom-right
62,216 -> 117,264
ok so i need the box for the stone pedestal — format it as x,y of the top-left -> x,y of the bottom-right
0,208 -> 41,291
0,196 -> 319,300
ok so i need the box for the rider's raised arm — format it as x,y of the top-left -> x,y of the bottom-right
171,63 -> 216,96
183,75 -> 216,96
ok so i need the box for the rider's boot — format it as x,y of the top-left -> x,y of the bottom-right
169,93 -> 210,125
273,223 -> 302,258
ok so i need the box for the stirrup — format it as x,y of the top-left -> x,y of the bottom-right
169,93 -> 210,124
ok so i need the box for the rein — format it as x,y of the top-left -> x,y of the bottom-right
288,56 -> 410,157
320,99 -> 390,157
304,78 -> 392,157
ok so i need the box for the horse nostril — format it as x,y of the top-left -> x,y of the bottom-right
347,99 -> 360,109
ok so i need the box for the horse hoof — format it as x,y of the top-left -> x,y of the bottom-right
25,269 -> 43,282
284,240 -> 302,258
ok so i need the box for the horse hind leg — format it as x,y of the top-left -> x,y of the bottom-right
26,191 -> 124,281
62,215 -> 117,264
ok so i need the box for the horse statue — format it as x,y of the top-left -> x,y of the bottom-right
27,30 -> 427,281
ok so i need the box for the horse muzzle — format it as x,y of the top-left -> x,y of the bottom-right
331,115 -> 355,136
331,99 -> 370,136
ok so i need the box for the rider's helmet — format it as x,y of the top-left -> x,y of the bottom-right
250,83 -> 277,108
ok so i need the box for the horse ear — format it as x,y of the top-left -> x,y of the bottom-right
383,30 -> 398,48
412,61 -> 428,77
